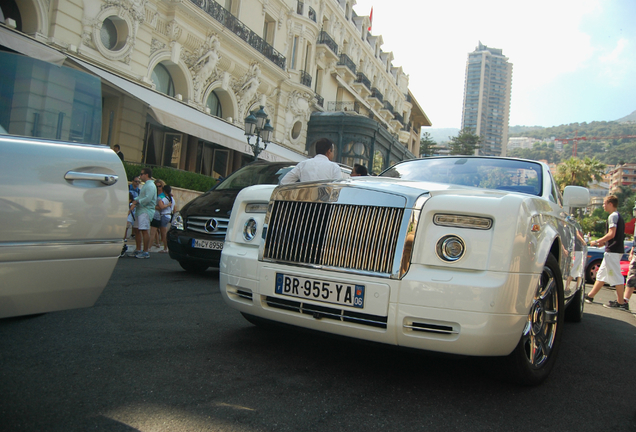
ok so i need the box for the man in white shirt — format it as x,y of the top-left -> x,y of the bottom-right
280,138 -> 343,184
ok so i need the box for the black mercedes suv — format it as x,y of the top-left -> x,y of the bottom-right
168,161 -> 295,272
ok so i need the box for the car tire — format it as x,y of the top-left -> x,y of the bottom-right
564,277 -> 585,323
179,261 -> 209,273
505,254 -> 564,386
585,259 -> 601,284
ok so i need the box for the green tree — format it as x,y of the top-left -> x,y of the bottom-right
449,128 -> 481,155
554,156 -> 605,191
419,132 -> 438,157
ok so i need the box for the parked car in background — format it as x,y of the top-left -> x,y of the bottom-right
220,156 -> 589,385
0,52 -> 128,318
585,240 -> 633,284
167,161 -> 296,273
168,160 -> 352,273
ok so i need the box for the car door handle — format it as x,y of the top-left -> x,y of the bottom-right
65,171 -> 119,186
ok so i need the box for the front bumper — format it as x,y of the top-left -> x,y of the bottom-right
220,242 -> 539,357
167,229 -> 222,267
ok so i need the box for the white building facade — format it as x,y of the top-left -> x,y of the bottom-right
0,0 -> 429,177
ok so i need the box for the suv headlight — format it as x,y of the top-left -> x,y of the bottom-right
171,211 -> 184,230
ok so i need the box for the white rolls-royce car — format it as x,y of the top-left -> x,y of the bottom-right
219,157 -> 590,385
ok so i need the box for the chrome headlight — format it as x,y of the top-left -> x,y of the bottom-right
436,235 -> 465,262
243,218 -> 258,241
171,212 -> 184,230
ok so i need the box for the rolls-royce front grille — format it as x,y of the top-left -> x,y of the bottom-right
186,216 -> 229,236
263,201 -> 404,275
265,296 -> 388,329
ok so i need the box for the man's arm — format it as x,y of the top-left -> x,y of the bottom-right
593,226 -> 616,247
280,166 -> 301,185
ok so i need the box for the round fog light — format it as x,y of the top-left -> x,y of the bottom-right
437,235 -> 465,262
243,218 -> 258,241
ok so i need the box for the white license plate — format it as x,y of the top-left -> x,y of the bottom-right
275,273 -> 365,309
191,239 -> 224,250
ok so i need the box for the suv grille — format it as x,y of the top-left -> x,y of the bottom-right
263,201 -> 403,275
187,216 -> 229,236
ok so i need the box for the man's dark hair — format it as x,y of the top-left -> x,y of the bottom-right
353,164 -> 368,176
141,167 -> 153,178
114,144 -> 120,151
315,138 -> 334,156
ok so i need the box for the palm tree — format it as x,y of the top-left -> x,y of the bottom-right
555,156 -> 605,191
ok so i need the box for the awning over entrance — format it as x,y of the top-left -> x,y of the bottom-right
0,26 -> 66,66
71,58 -> 306,163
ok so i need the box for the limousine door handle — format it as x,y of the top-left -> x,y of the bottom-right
65,171 -> 119,186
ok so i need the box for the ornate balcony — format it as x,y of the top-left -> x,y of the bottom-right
367,87 -> 383,110
326,101 -> 360,114
316,30 -> 339,62
300,70 -> 312,88
380,100 -> 394,120
370,87 -> 383,102
352,72 -> 372,98
336,53 -> 357,82
315,94 -> 324,107
190,0 -> 286,70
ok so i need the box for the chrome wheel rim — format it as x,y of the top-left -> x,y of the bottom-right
521,265 -> 559,368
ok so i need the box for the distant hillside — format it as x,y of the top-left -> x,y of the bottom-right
508,125 -> 545,135
507,121 -> 636,140
617,110 -> 636,123
423,128 -> 459,144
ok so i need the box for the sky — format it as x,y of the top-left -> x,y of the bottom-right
352,0 -> 636,128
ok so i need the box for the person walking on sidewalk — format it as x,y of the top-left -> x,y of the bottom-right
130,168 -> 157,259
585,195 -> 628,310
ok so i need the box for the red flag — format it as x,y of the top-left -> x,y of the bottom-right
368,7 -> 373,31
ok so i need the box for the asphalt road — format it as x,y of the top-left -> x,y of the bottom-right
1,254 -> 635,432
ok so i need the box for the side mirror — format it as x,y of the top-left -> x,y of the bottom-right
563,185 -> 590,208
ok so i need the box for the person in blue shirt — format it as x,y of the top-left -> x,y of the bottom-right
129,176 -> 141,200
130,168 -> 157,259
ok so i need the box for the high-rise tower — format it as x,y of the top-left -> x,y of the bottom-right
461,42 -> 512,156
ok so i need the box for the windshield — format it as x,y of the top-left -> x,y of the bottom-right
214,163 -> 296,191
381,157 -> 543,196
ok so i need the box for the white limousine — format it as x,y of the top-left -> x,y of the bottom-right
219,156 -> 590,385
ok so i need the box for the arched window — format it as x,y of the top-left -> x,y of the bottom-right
151,63 -> 175,97
206,90 -> 222,118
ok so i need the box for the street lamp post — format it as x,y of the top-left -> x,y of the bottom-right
244,105 -> 274,160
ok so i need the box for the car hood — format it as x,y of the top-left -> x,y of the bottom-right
181,189 -> 241,217
273,176 -> 528,209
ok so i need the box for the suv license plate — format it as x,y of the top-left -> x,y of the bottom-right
275,273 -> 365,309
192,239 -> 224,250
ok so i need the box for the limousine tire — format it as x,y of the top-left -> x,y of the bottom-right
505,254 -> 564,386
